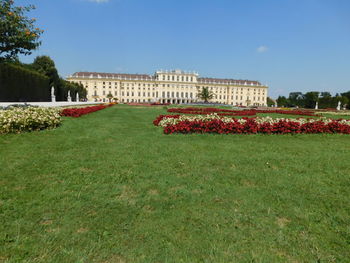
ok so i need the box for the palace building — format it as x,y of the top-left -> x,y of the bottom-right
67,69 -> 268,106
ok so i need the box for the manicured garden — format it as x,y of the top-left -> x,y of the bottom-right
1,105 -> 350,262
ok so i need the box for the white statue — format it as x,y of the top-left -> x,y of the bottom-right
315,102 -> 318,110
67,91 -> 72,102
274,102 -> 277,108
337,101 -> 341,111
51,86 -> 56,102
76,93 -> 79,102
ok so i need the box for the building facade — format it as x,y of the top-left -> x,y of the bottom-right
67,69 -> 268,106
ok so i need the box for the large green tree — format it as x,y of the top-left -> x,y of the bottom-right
198,87 -> 214,103
31,56 -> 59,86
0,0 -> 43,60
303,92 -> 319,108
276,96 -> 288,107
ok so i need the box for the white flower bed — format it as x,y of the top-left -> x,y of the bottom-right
0,107 -> 61,134
158,113 -> 350,128
319,111 -> 350,116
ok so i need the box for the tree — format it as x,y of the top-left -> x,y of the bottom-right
288,92 -> 303,107
198,87 -> 214,103
266,97 -> 275,107
32,56 -> 59,86
106,93 -> 113,103
0,0 -> 43,60
276,96 -> 288,107
303,92 -> 319,108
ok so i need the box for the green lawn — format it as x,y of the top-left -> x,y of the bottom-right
1,105 -> 349,263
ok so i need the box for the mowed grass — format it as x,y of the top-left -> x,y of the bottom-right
1,105 -> 350,263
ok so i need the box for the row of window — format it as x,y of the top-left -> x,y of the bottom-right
158,75 -> 194,82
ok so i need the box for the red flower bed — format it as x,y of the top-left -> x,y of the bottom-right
167,107 -> 316,117
154,115 -> 350,135
61,104 -> 113,117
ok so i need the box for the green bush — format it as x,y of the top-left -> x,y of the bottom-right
0,63 -> 50,102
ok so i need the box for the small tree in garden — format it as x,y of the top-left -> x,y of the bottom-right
198,87 -> 214,103
106,93 -> 113,102
0,0 -> 43,60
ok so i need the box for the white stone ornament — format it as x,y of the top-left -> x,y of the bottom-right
51,86 -> 56,102
67,91 -> 72,102
76,93 -> 79,102
337,101 -> 341,111
315,102 -> 318,110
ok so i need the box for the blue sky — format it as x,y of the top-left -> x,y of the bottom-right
18,0 -> 350,98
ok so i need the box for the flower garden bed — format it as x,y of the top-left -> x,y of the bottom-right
154,114 -> 350,134
60,104 -> 113,117
167,107 -> 317,117
0,107 -> 61,134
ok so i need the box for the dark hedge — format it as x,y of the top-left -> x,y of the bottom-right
0,63 -> 50,102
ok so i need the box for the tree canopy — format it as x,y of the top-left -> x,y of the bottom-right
198,87 -> 214,103
0,0 -> 43,60
276,91 -> 349,109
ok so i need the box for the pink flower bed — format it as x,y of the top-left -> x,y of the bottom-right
167,107 -> 317,116
154,114 -> 350,134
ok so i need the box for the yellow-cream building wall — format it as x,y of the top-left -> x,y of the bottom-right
67,70 -> 268,106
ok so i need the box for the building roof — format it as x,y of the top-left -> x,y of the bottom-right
198,77 -> 261,86
71,72 -> 153,80
70,71 -> 262,86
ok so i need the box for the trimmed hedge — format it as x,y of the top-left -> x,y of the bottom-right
0,63 -> 50,102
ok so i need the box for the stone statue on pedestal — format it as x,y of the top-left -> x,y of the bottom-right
67,91 -> 72,102
51,86 -> 56,102
315,102 -> 318,110
76,93 -> 79,102
337,101 -> 341,111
